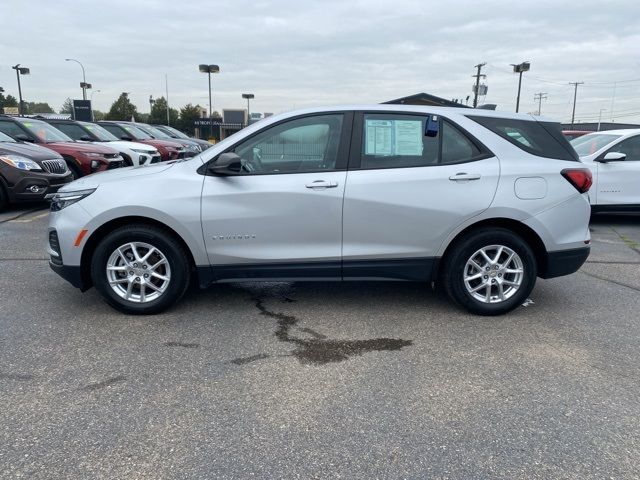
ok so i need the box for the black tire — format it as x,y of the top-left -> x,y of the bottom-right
90,224 -> 191,315
442,228 -> 537,316
67,162 -> 82,180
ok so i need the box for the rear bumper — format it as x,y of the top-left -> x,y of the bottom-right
540,246 -> 590,279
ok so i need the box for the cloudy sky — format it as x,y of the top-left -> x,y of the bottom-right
1,0 -> 639,124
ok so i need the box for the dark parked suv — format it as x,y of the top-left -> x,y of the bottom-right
0,116 -> 124,179
0,130 -> 72,211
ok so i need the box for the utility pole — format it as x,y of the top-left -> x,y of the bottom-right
533,92 -> 548,115
165,74 -> 170,126
569,81 -> 584,127
471,63 -> 486,108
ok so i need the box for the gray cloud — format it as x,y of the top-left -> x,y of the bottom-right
1,0 -> 638,123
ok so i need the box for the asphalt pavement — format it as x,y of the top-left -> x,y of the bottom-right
1,204 -> 639,479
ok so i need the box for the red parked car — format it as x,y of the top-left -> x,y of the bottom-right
97,121 -> 185,161
0,116 -> 124,179
563,130 -> 591,141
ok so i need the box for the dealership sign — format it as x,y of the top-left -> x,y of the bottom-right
3,106 -> 19,115
72,100 -> 92,121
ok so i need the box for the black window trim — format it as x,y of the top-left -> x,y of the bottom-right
347,111 -> 494,171
199,111 -> 354,176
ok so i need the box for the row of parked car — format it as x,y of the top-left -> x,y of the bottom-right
0,115 -> 212,210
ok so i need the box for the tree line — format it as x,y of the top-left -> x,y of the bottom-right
1,91 -> 218,134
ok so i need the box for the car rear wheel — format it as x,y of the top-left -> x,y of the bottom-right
442,228 -> 537,315
90,225 -> 191,314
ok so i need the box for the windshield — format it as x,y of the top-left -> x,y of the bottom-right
0,131 -> 17,143
139,124 -> 172,139
18,120 -> 73,143
164,126 -> 189,139
122,124 -> 152,140
571,134 -> 622,156
80,122 -> 119,141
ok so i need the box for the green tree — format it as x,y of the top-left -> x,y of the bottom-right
105,93 -> 139,121
92,110 -> 106,121
23,102 -> 55,114
0,93 -> 19,111
149,97 -> 179,126
60,98 -> 74,114
178,103 -> 204,134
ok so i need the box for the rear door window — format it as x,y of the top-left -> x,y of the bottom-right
357,114 -> 489,169
468,116 -> 578,161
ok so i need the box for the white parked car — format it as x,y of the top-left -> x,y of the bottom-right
45,119 -> 161,166
570,129 -> 640,213
47,106 -> 592,316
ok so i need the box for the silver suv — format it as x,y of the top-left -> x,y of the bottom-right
47,105 -> 592,315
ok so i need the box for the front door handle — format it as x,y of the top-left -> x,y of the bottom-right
449,173 -> 481,181
305,180 -> 338,189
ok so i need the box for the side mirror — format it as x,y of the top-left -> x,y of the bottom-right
120,135 -> 133,141
14,134 -> 34,142
80,135 -> 93,142
208,152 -> 242,175
596,152 -> 626,163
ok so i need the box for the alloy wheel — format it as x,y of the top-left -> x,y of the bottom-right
463,245 -> 524,304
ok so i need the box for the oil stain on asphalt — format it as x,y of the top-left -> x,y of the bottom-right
230,291 -> 412,366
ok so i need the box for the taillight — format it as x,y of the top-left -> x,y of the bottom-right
561,168 -> 592,193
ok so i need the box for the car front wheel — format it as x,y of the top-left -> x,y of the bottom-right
90,225 -> 191,314
442,228 -> 537,315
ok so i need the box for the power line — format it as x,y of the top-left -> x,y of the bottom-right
533,92 -> 548,115
471,62 -> 486,108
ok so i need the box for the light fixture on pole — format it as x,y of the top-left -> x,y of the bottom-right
65,58 -> 90,100
11,64 -> 30,116
199,64 -> 220,139
511,61 -> 530,113
149,95 -> 156,113
242,93 -> 254,126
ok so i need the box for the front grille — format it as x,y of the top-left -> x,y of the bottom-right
106,160 -> 124,170
150,154 -> 161,164
49,230 -> 63,266
41,159 -> 68,174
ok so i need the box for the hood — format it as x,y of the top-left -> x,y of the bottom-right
191,137 -> 213,149
105,140 -> 157,152
46,141 -> 120,154
0,141 -> 64,162
141,139 -> 185,149
60,161 -> 177,192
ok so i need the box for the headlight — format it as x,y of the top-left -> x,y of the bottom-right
48,188 -> 96,211
187,144 -> 201,152
85,152 -> 105,158
0,155 -> 43,171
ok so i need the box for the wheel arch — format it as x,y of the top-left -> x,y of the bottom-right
80,216 -> 197,290
437,218 -> 549,279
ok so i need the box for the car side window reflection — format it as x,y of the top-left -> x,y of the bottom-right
232,114 -> 344,174
609,136 -> 640,161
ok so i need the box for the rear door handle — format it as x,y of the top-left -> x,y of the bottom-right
305,180 -> 338,189
449,173 -> 481,181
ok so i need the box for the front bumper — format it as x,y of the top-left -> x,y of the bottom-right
49,262 -> 87,290
2,171 -> 73,203
540,246 -> 590,279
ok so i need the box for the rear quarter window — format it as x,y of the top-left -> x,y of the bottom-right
468,116 -> 578,161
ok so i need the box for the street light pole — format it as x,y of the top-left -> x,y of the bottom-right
511,61 -> 530,113
90,89 -> 101,121
597,109 -> 607,131
65,58 -> 88,100
199,64 -> 220,139
569,82 -> 584,128
242,93 -> 254,127
11,64 -> 30,116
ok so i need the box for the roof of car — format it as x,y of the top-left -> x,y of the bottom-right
584,128 -> 640,135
